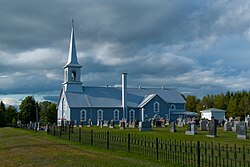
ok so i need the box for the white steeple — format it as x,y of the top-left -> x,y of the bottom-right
63,19 -> 83,93
65,19 -> 81,68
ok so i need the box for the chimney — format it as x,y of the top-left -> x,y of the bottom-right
122,73 -> 127,119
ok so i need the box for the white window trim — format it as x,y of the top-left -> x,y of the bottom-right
113,109 -> 119,121
129,109 -> 135,122
97,109 -> 103,121
153,102 -> 160,113
80,109 -> 87,121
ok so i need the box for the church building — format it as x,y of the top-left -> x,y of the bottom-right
57,24 -> 186,126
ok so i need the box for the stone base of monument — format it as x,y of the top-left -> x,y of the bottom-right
232,127 -> 236,132
237,135 -> 249,139
206,135 -> 216,138
139,121 -> 152,131
185,131 -> 196,135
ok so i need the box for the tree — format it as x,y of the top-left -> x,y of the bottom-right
19,96 -> 37,124
227,96 -> 237,118
185,95 -> 199,112
0,101 -> 6,126
5,105 -> 18,125
39,101 -> 57,125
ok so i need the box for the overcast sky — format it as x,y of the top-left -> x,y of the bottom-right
1,0 -> 250,107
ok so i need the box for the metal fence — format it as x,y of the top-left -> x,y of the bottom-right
20,125 -> 250,167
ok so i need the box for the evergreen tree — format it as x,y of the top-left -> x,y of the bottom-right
0,101 -> 6,126
19,96 -> 37,124
5,105 -> 18,125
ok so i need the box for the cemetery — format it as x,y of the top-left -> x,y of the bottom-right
15,115 -> 250,167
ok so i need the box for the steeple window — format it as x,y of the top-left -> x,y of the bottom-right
71,71 -> 76,81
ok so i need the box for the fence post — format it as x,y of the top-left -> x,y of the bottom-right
60,127 -> 62,138
79,128 -> 81,142
107,131 -> 110,149
68,125 -> 71,141
156,138 -> 159,160
197,141 -> 200,167
243,145 -> 245,164
91,130 -> 93,146
128,133 -> 131,152
53,126 -> 55,136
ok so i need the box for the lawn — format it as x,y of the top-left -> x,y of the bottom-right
78,125 -> 250,147
0,127 -> 177,167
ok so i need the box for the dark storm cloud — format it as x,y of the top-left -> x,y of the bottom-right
1,0 -> 250,103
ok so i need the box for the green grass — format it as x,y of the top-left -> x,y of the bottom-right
80,125 -> 250,147
0,127 -> 178,167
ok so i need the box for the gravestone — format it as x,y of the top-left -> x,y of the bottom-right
152,118 -> 157,127
37,122 -> 40,131
200,119 -> 208,131
236,122 -> 248,139
109,120 -> 114,128
160,118 -> 165,127
185,123 -> 197,135
170,122 -> 176,132
45,124 -> 49,132
177,117 -> 184,127
206,118 -> 217,137
224,121 -> 232,131
232,121 -> 240,132
139,121 -> 152,131
120,120 -> 126,129
100,120 -> 103,128
74,120 -> 77,127
245,115 -> 250,130
87,118 -> 92,127
156,121 -> 162,128
103,120 -> 109,127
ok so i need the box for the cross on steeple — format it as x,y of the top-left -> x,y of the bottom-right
72,18 -> 74,27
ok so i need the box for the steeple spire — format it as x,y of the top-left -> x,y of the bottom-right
65,19 -> 81,67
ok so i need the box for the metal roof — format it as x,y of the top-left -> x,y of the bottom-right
65,86 -> 186,108
200,108 -> 226,113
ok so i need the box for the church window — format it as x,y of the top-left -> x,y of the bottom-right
80,109 -> 87,121
113,109 -> 119,121
129,109 -> 135,122
170,104 -> 176,110
97,109 -> 103,121
71,71 -> 76,81
154,102 -> 160,113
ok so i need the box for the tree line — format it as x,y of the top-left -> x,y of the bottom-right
0,96 -> 57,127
185,90 -> 250,119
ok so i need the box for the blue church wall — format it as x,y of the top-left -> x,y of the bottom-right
90,108 -> 123,125
70,108 -> 91,125
142,96 -> 169,120
127,108 -> 139,123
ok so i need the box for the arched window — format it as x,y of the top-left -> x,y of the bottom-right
113,109 -> 119,121
71,71 -> 76,81
62,98 -> 66,119
154,102 -> 160,113
97,109 -> 103,121
129,109 -> 135,122
80,109 -> 87,121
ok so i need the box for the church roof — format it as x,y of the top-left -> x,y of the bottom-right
65,86 -> 186,108
64,24 -> 81,68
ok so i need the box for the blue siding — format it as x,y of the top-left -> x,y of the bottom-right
143,96 -> 169,119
